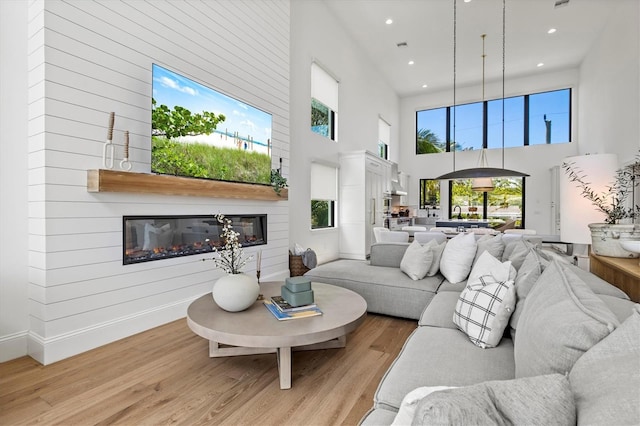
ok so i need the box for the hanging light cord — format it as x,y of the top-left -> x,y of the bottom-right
501,0 -> 506,169
452,0 -> 457,172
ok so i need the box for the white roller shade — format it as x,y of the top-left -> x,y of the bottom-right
311,162 -> 337,201
311,62 -> 339,112
560,153 -> 618,244
378,118 -> 390,144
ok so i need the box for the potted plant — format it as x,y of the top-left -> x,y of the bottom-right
205,214 -> 259,311
562,152 -> 640,257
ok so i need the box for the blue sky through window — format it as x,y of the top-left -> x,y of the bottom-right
152,64 -> 272,150
416,88 -> 570,152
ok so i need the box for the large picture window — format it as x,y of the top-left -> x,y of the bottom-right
416,88 -> 570,154
449,177 -> 525,229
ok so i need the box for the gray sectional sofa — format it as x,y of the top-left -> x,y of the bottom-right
304,236 -> 640,425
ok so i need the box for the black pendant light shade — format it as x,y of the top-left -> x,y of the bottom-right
436,167 -> 529,179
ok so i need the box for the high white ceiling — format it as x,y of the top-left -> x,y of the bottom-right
323,0 -> 619,98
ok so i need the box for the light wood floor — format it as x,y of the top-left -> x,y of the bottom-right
0,313 -> 415,425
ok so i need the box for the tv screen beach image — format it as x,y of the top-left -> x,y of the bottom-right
151,64 -> 272,185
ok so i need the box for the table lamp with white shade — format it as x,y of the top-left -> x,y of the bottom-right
559,153 -> 619,261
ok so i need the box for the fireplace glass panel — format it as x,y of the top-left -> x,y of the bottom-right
123,214 -> 266,265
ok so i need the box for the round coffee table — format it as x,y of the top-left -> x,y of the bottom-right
187,281 -> 367,389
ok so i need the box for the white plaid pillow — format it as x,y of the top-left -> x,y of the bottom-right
453,252 -> 517,348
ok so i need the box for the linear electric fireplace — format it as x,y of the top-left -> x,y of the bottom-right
123,214 -> 267,265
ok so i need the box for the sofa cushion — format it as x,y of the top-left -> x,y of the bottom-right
419,291 -> 460,328
514,260 -> 620,378
413,231 -> 447,245
453,252 -> 516,348
439,232 -> 477,284
374,326 -> 515,412
304,259 -> 442,319
597,294 -> 637,323
359,408 -> 398,426
569,304 -> 640,426
473,234 -> 505,265
424,239 -> 446,277
568,262 -> 631,299
400,240 -> 433,280
369,242 -> 409,268
411,374 -> 575,426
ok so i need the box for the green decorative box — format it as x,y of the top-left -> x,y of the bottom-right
281,286 -> 314,307
285,276 -> 312,293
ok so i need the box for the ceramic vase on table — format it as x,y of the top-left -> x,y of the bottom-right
212,273 -> 260,312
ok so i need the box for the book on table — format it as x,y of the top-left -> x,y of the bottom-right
270,295 -> 317,312
263,299 -> 322,321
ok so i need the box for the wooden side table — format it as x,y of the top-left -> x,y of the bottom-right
590,254 -> 640,303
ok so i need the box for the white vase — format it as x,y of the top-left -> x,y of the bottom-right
589,223 -> 640,258
212,273 -> 260,312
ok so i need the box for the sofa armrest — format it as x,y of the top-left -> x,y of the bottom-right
370,242 -> 410,267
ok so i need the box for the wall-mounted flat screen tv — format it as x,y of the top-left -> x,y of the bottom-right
151,64 -> 272,185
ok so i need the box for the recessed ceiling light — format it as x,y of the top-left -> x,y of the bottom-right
548,28 -> 557,34
408,60 -> 415,65
422,84 -> 428,88
464,0 -> 472,3
385,18 -> 393,25
537,62 -> 545,67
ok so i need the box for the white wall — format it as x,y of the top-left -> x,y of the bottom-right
13,0 -> 290,364
289,1 -> 399,263
0,0 -> 30,362
578,0 -> 639,160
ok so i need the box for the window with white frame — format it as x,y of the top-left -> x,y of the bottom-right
310,162 -> 337,229
311,62 -> 338,141
378,117 -> 390,160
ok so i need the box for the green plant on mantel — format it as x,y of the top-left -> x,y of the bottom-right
562,152 -> 640,224
271,169 -> 288,196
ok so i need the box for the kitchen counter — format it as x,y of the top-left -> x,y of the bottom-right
435,219 -> 490,229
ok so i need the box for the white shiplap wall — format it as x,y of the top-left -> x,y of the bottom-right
27,0 -> 290,364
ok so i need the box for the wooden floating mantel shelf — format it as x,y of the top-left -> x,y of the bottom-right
87,169 -> 288,201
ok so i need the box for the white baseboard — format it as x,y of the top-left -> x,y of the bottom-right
0,330 -> 28,363
27,296 -> 196,365
26,268 -> 291,365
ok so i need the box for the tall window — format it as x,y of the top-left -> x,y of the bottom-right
310,162 -> 337,229
449,177 -> 525,228
311,62 -> 338,141
378,117 -> 390,160
416,88 -> 571,154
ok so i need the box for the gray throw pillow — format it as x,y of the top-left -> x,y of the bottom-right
514,260 -> 620,378
423,239 -> 446,277
473,234 -> 505,265
569,304 -> 640,426
400,240 -> 434,280
411,374 -> 575,426
501,239 -> 534,271
509,248 -> 549,332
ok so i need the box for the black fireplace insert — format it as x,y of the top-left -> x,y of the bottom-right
123,214 -> 267,265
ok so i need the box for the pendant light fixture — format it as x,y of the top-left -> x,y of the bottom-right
471,34 -> 495,192
436,0 -> 529,182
